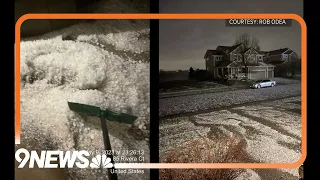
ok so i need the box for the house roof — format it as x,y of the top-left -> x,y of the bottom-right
243,48 -> 250,53
207,50 -> 220,55
243,47 -> 262,54
205,45 -> 296,59
218,44 -> 264,55
217,43 -> 242,54
204,49 -> 223,58
284,49 -> 293,54
266,48 -> 290,56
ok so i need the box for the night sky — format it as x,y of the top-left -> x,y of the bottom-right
159,0 -> 303,70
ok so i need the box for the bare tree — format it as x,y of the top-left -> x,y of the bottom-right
234,33 -> 260,50
234,33 -> 261,78
250,36 -> 261,51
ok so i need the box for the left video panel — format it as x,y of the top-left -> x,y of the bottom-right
15,18 -> 150,180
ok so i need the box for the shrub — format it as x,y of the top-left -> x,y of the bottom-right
160,136 -> 248,180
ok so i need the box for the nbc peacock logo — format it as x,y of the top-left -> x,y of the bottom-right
90,154 -> 114,169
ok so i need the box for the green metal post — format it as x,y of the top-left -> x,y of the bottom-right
100,111 -> 118,180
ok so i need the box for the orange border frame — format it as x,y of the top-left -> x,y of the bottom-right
15,14 -> 306,169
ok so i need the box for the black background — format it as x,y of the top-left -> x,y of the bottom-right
302,0 -> 318,179
150,1 -> 160,179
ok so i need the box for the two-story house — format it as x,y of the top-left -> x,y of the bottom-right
263,48 -> 300,76
263,48 -> 300,65
204,43 -> 275,80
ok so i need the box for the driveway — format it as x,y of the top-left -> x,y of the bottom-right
160,96 -> 301,180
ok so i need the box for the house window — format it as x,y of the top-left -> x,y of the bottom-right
257,56 -> 263,62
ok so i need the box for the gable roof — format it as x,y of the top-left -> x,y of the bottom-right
204,49 -> 223,58
205,45 -> 296,58
243,48 -> 250,53
217,43 -> 242,54
266,48 -> 290,56
207,50 -> 220,55
284,49 -> 293,54
243,47 -> 262,54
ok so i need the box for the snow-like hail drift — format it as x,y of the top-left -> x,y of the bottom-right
19,35 -> 150,179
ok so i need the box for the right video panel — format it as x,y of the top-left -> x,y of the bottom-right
159,12 -> 303,180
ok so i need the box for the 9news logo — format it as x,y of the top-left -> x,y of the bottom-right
15,148 -> 114,169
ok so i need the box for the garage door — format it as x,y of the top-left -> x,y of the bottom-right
250,70 -> 266,80
268,70 -> 274,78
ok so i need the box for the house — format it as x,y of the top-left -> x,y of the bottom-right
263,48 -> 300,76
264,48 -> 299,64
204,43 -> 275,80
